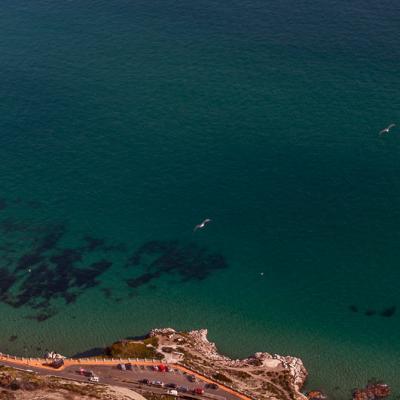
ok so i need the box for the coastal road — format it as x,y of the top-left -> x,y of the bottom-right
0,359 -> 242,400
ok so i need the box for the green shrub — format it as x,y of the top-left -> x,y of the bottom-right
143,336 -> 159,347
106,340 -> 163,359
228,370 -> 252,380
211,373 -> 232,383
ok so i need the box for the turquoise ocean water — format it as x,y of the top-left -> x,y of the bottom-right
0,1 -> 399,398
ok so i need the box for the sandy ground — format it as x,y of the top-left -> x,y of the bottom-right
107,386 -> 147,400
0,384 -> 146,400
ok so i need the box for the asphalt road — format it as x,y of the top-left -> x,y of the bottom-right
0,360 -> 238,400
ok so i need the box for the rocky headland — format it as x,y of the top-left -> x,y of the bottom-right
108,328 -> 308,400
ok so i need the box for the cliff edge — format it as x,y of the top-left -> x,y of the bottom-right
144,328 -> 307,400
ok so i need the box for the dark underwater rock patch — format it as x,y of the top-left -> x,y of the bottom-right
126,240 -> 227,290
12,224 -> 67,276
50,248 -> 82,270
17,253 -> 44,270
0,220 -> 114,321
9,257 -> 112,312
349,304 -> 397,319
380,306 -> 396,317
24,309 -> 57,322
101,287 -> 113,299
127,272 -> 161,288
34,224 -> 66,254
82,235 -> 127,253
1,214 -> 226,319
0,268 -> 17,302
64,292 -> 78,304
9,335 -> 17,342
74,260 -> 112,290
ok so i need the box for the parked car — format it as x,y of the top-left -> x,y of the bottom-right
118,364 -> 126,371
207,383 -> 219,390
177,386 -> 189,392
50,359 -> 64,369
151,380 -> 164,387
125,363 -> 133,370
89,376 -> 99,382
152,365 -> 159,371
188,374 -> 196,382
157,364 -> 167,372
140,378 -> 150,385
193,388 -> 205,395
166,383 -> 178,389
168,389 -> 178,396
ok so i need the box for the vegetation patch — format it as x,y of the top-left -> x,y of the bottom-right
0,390 -> 16,400
144,336 -> 159,347
228,370 -> 252,380
161,346 -> 174,353
106,338 -> 163,359
211,373 -> 232,383
0,368 -> 107,399
262,381 -> 288,400
248,358 -> 263,366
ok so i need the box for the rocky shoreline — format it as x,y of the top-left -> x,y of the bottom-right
144,328 -> 307,400
0,327 -> 308,400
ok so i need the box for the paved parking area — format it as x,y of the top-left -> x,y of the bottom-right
63,364 -> 232,400
0,359 -> 245,400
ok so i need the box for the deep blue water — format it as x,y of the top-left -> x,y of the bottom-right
0,1 -> 399,398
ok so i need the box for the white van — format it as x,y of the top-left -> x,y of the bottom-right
89,376 -> 99,382
168,389 -> 178,396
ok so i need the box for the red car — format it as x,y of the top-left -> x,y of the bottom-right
193,388 -> 204,395
157,364 -> 169,372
